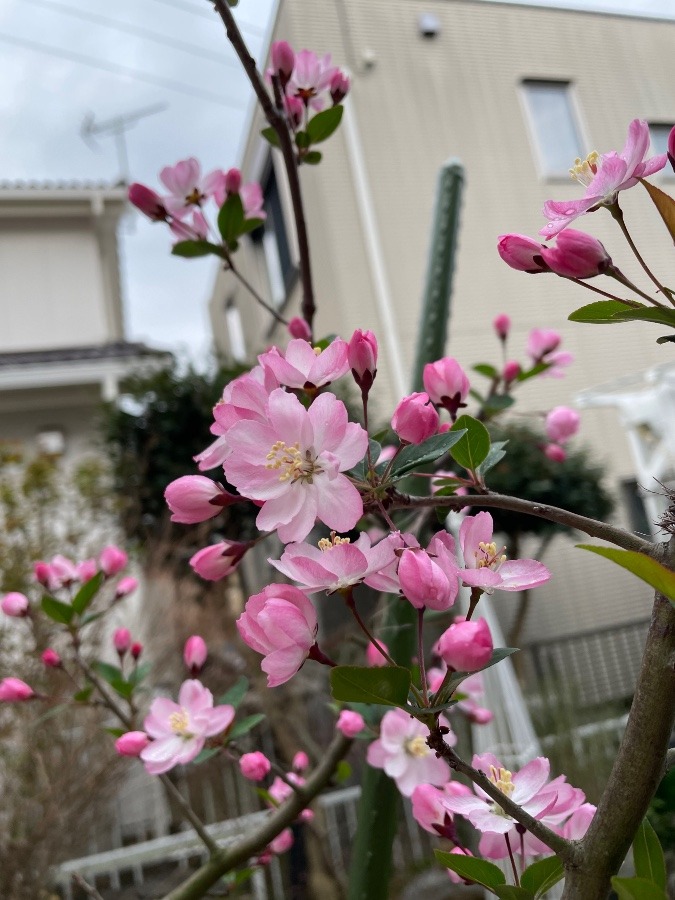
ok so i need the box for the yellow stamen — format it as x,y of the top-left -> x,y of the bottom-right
169,709 -> 192,737
476,541 -> 507,569
489,765 -> 515,799
569,151 -> 600,187
265,441 -> 323,484
318,532 -> 351,551
405,735 -> 429,758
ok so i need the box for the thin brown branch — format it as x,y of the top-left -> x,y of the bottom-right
71,873 -> 105,900
393,491 -> 654,555
211,0 -> 316,332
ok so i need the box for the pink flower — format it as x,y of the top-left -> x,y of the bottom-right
435,618 -> 493,672
288,317 -> 312,340
165,475 -> 239,524
240,751 -> 271,781
503,360 -> 521,383
115,576 -> 139,599
497,234 -> 548,273
392,392 -> 439,444
269,828 -> 294,855
411,782 -> 472,837
493,314 -> 511,341
115,731 -> 150,757
330,70 -> 350,105
114,628 -> 132,656
159,157 -> 226,219
100,545 -> 128,576
544,443 -> 567,462
423,358 -> 470,419
224,389 -> 367,543
189,540 -> 251,581
337,710 -> 365,737
366,708 -> 453,797
366,640 -> 389,667
41,648 -> 61,668
459,512 -> 551,594
271,41 -> 295,85
541,229 -> 612,279
0,677 -> 35,702
2,592 -> 29,617
51,554 -> 78,585
288,50 -> 337,110
77,558 -> 98,583
398,531 -> 460,611
259,338 -> 349,390
269,532 -> 400,594
236,584 -> 318,687
240,182 -> 266,220
563,803 -> 596,840
545,406 -> 580,444
454,672 -> 494,724
184,636 -> 207,675
128,183 -> 168,221
541,119 -> 667,237
140,680 -> 235,775
348,329 -> 378,392
292,751 -> 309,772
527,328 -> 560,360
33,561 -> 54,588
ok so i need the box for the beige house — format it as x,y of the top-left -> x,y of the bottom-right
210,0 -> 675,684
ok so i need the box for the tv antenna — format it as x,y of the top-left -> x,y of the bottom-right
81,103 -> 167,181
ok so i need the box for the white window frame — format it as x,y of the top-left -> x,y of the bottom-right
519,79 -> 588,180
224,300 -> 247,363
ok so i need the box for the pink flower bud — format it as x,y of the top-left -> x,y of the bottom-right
41,648 -> 61,668
131,642 -> 143,661
288,316 -> 312,340
224,167 -> 242,195
493,314 -> 511,341
435,618 -> 493,672
284,95 -> 304,130
545,406 -> 580,444
502,360 -> 521,383
292,751 -> 309,772
115,731 -> 150,757
270,40 -> 295,86
165,475 -> 239,524
239,751 -> 271,781
33,561 -> 52,587
497,233 -> 548,273
398,548 -> 457,611
115,576 -> 139,599
423,358 -> 471,419
51,555 -> 78,584
336,709 -> 365,738
190,540 -> 251,581
0,677 -> 34,701
183,635 -> 207,675
348,329 -> 378,392
366,641 -> 389,667
527,328 -> 561,360
113,628 -> 132,656
541,229 -> 611,279
100,545 -> 128,576
330,70 -> 350,105
128,183 -> 168,221
669,126 -> 675,174
392,392 -> 439,444
269,828 -> 294,855
544,443 -> 567,463
76,559 -> 98,583
2,592 -> 29,617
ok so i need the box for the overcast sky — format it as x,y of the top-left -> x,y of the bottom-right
0,0 -> 671,364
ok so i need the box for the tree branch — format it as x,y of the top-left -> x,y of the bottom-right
427,727 -> 574,860
211,0 -> 316,332
161,733 -> 352,900
393,491 -> 654,555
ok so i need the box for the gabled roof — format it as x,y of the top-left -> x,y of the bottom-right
0,342 -> 170,369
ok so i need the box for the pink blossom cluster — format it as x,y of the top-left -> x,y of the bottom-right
268,41 -> 350,122
31,545 -> 130,593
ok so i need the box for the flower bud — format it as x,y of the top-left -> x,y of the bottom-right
545,406 -> 580,444
435,618 -> 493,672
128,183 -> 168,221
292,751 -> 309,772
115,731 -> 150,757
165,475 -> 239,525
423,358 -> 470,419
493,314 -> 511,341
131,641 -> 143,661
224,167 -> 242,195
0,677 -> 34,702
113,628 -> 132,656
115,576 -> 139,600
183,635 -> 207,675
544,443 -> 567,463
190,540 -> 251,581
330,70 -> 350,105
284,95 -> 304,130
348,329 -> 378,393
51,555 -> 78,584
2,592 -> 29,617
503,360 -> 521,384
76,559 -> 98,583
541,229 -> 611,279
269,828 -> 294,855
33,561 -> 52,587
100,545 -> 128,576
391,392 -> 439,444
239,751 -> 271,781
270,40 -> 295,86
398,548 -> 457,611
336,709 -> 365,738
497,233 -> 548,273
41,648 -> 61,668
288,317 -> 312,341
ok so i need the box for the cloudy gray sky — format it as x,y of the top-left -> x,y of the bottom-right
0,0 -> 671,363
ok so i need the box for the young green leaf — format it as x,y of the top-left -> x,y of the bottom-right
478,440 -> 508,477
434,849 -> 506,889
388,430 -> 465,480
227,713 -> 265,741
568,299 -> 638,324
217,193 -> 245,246
295,130 -> 311,149
71,571 -> 105,615
92,661 -> 123,684
192,747 -> 221,766
611,876 -> 668,900
303,150 -> 323,165
172,239 -> 224,258
576,545 -> 675,604
128,662 -> 152,687
41,595 -> 75,625
473,363 -> 499,379
520,855 -> 564,897
633,818 -> 666,889
330,666 -> 411,707
494,887 -> 535,900
306,105 -> 344,143
260,126 -> 280,147
450,415 -> 491,471
218,675 -> 249,709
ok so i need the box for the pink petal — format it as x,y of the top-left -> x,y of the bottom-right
512,756 -> 550,803
459,512 -> 494,567
314,476 -> 364,533
495,559 -> 551,591
619,119 -> 650,177
178,679 -> 213,712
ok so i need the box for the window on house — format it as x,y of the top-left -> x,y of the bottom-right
225,300 -> 247,362
648,123 -> 674,176
251,164 -> 295,309
620,478 -> 651,537
522,80 -> 583,178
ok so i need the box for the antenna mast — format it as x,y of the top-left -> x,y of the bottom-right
81,103 -> 167,181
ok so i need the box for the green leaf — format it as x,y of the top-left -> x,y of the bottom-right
568,300 -> 639,324
217,193 -> 245,246
478,440 -> 508,476
295,130 -> 310,149
193,747 -> 220,766
515,362 -> 550,383
577,545 -> 675,604
388,431 -> 465,480
349,439 -> 383,480
481,394 -> 515,415
450,415 -> 491,471
633,818 -> 666,889
656,334 -> 675,344
218,676 -> 249,709
80,611 -> 103,626
306,105 -> 343,143
335,760 -> 352,782
41,595 -> 74,625
303,150 -> 323,165
434,849 -> 506,888
330,666 -> 411,708
171,239 -> 224,259
73,686 -> 94,703
612,307 -> 675,329
611,876 -> 668,900
521,855 -> 564,897
128,662 -> 152,687
641,178 -> 675,244
473,363 -> 499,379
426,648 -> 519,711
92,661 -> 122,685
71,571 -> 105,615
227,713 -> 265,740
105,726 -> 126,738
494,888 -> 535,900
260,126 -> 280,147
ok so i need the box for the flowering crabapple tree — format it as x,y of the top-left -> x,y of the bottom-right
5,6 -> 675,900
